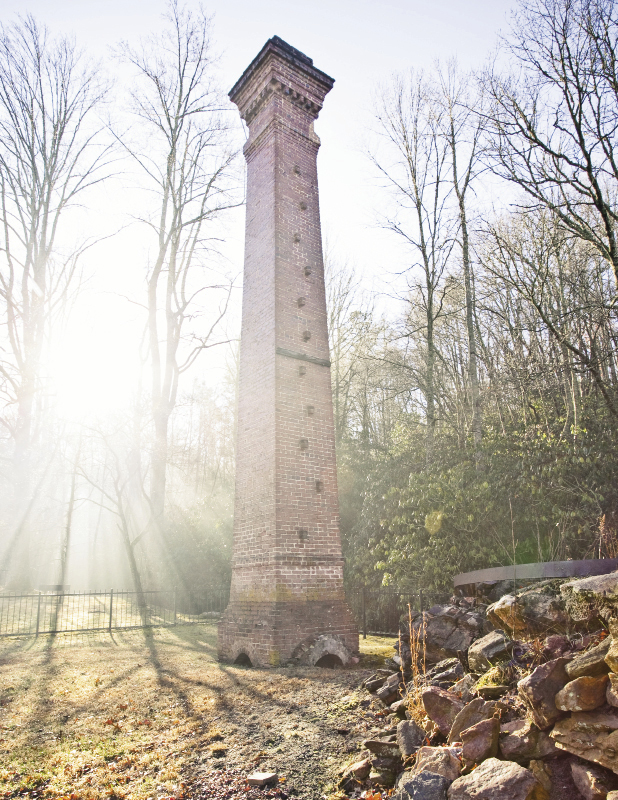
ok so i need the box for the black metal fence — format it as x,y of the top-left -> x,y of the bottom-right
347,587 -> 452,638
0,588 -> 229,638
0,585 -> 450,640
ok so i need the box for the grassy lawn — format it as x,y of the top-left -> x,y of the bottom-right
0,627 -> 397,800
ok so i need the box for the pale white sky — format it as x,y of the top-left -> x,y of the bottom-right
0,0 -> 515,416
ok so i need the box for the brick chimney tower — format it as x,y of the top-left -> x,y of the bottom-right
218,37 -> 358,668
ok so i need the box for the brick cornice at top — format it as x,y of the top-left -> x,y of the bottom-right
229,36 -> 334,126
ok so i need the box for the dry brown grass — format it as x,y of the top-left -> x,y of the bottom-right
0,626 -> 390,800
0,627 -> 223,800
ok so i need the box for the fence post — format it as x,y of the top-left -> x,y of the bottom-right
173,588 -> 177,626
362,586 -> 367,640
35,593 -> 41,637
419,588 -> 424,615
108,588 -> 114,633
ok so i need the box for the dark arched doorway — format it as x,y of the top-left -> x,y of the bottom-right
315,653 -> 343,668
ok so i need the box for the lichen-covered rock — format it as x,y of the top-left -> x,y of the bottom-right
448,697 -> 499,744
487,582 -> 573,635
517,657 -> 570,729
362,738 -> 401,757
421,687 -> 465,737
447,757 -> 548,799
467,630 -> 512,672
369,767 -> 397,787
428,659 -> 465,687
566,637 -> 612,679
561,570 -> 618,625
499,719 -> 558,761
550,708 -> 618,775
571,761 -> 618,800
413,746 -> 462,782
451,674 -> 477,703
607,625 -> 618,673
397,719 -> 426,758
400,771 -> 451,800
340,757 -> 371,781
555,674 -> 610,712
460,717 -> 500,765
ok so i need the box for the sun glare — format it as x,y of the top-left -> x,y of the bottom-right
46,316 -> 142,420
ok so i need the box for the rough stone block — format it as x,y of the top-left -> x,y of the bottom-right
566,637 -> 612,679
461,717 -> 500,765
448,697 -> 498,744
517,657 -> 570,730
421,686 -> 465,737
555,674 -> 610,712
561,571 -> 618,625
550,708 -> 618,775
487,585 -> 572,635
401,770 -> 450,799
499,720 -> 558,761
413,746 -> 462,782
447,757 -> 548,800
467,630 -> 512,672
607,673 -> 618,707
397,719 -> 426,758
247,772 -> 278,787
571,761 -> 618,800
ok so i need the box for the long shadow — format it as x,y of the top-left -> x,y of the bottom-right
141,626 -> 347,727
6,622 -> 359,770
11,630 -> 146,753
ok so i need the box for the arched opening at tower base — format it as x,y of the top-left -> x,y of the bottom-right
315,653 -> 343,668
234,652 -> 252,667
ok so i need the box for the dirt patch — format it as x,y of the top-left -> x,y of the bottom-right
0,626 -> 396,799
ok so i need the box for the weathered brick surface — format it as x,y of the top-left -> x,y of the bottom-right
218,37 -> 358,667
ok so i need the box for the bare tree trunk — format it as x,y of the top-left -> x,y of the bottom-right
425,292 -> 436,464
0,16 -> 110,587
117,1 -> 237,534
441,63 -> 484,467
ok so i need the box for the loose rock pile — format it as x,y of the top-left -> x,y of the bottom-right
339,570 -> 618,800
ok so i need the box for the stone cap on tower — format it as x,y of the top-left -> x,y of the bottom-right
229,36 -> 335,126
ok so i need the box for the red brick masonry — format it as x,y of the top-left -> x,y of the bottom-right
218,37 -> 358,667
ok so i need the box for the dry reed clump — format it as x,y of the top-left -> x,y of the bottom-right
402,604 -> 427,727
599,513 -> 618,558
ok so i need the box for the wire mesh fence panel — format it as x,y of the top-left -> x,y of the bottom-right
0,589 -> 231,638
0,593 -> 40,636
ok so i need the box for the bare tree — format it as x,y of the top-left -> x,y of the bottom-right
485,0 -> 618,289
372,72 -> 458,463
117,1 -> 238,527
325,258 -> 378,444
79,426 -> 151,608
439,62 -> 486,465
0,15 -> 111,587
481,208 -> 618,420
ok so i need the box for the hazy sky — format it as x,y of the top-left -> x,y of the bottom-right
0,0 -> 515,415
3,0 -> 514,264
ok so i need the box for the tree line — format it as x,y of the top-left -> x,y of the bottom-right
336,0 -> 618,592
1,0 -> 617,603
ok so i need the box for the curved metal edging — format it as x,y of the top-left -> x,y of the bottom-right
453,558 -> 618,587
